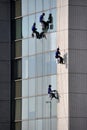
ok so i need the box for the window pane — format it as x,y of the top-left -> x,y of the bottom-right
22,57 -> 28,79
36,77 -> 42,95
15,122 -> 21,130
29,120 -> 35,130
28,0 -> 35,14
15,0 -> 21,17
29,78 -> 35,96
36,120 -> 42,130
14,59 -> 22,79
15,81 -> 22,98
43,0 -> 50,10
50,33 -> 57,50
22,39 -> 28,56
22,80 -> 28,97
16,18 -> 22,39
22,16 -> 28,38
50,51 -> 57,74
29,56 -> 36,78
36,54 -> 43,77
22,98 -> 28,119
29,14 -> 35,37
29,38 -> 35,55
22,121 -> 28,130
29,97 -> 35,119
22,0 -> 28,16
51,0 -> 57,8
15,99 -> 22,120
15,40 -> 22,58
36,0 -> 42,12
36,96 -> 42,118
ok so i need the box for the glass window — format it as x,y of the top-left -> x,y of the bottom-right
50,51 -> 57,74
42,76 -> 48,94
29,120 -> 35,130
16,18 -> 22,40
15,0 -> 21,17
29,56 -> 36,78
22,80 -> 28,97
50,33 -> 57,50
22,57 -> 28,79
36,38 -> 43,54
36,120 -> 42,130
22,16 -> 28,38
36,77 -> 42,95
28,0 -> 35,14
29,97 -> 35,119
43,0 -> 50,10
15,81 -> 22,98
36,54 -> 43,77
22,121 -> 28,130
29,78 -> 35,96
36,0 -> 42,12
36,96 -> 42,118
14,59 -> 22,79
22,39 -> 28,56
29,14 -> 35,37
22,0 -> 28,16
51,0 -> 57,8
22,98 -> 28,119
43,52 -> 51,76
15,40 -> 22,58
15,122 -> 21,130
15,99 -> 22,120
29,38 -> 35,55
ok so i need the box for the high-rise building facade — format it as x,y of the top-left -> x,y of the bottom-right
0,0 -> 87,130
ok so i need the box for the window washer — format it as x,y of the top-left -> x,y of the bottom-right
55,48 -> 64,64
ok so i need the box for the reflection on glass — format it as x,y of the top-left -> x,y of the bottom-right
15,99 -> 22,120
22,80 -> 28,97
29,15 -> 35,37
36,0 -> 42,12
22,16 -> 28,38
15,40 -> 22,58
16,18 -> 22,39
22,0 -> 28,16
29,78 -> 35,96
29,38 -> 35,55
28,0 -> 35,14
22,39 -> 28,56
29,56 -> 35,78
15,81 -> 22,98
51,0 -> 57,8
29,97 -> 35,119
22,98 -> 28,119
22,57 -> 28,79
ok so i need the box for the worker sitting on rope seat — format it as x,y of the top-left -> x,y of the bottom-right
32,22 -> 46,39
48,85 -> 59,100
32,22 -> 40,38
39,13 -> 49,32
47,13 -> 53,29
55,48 -> 64,64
